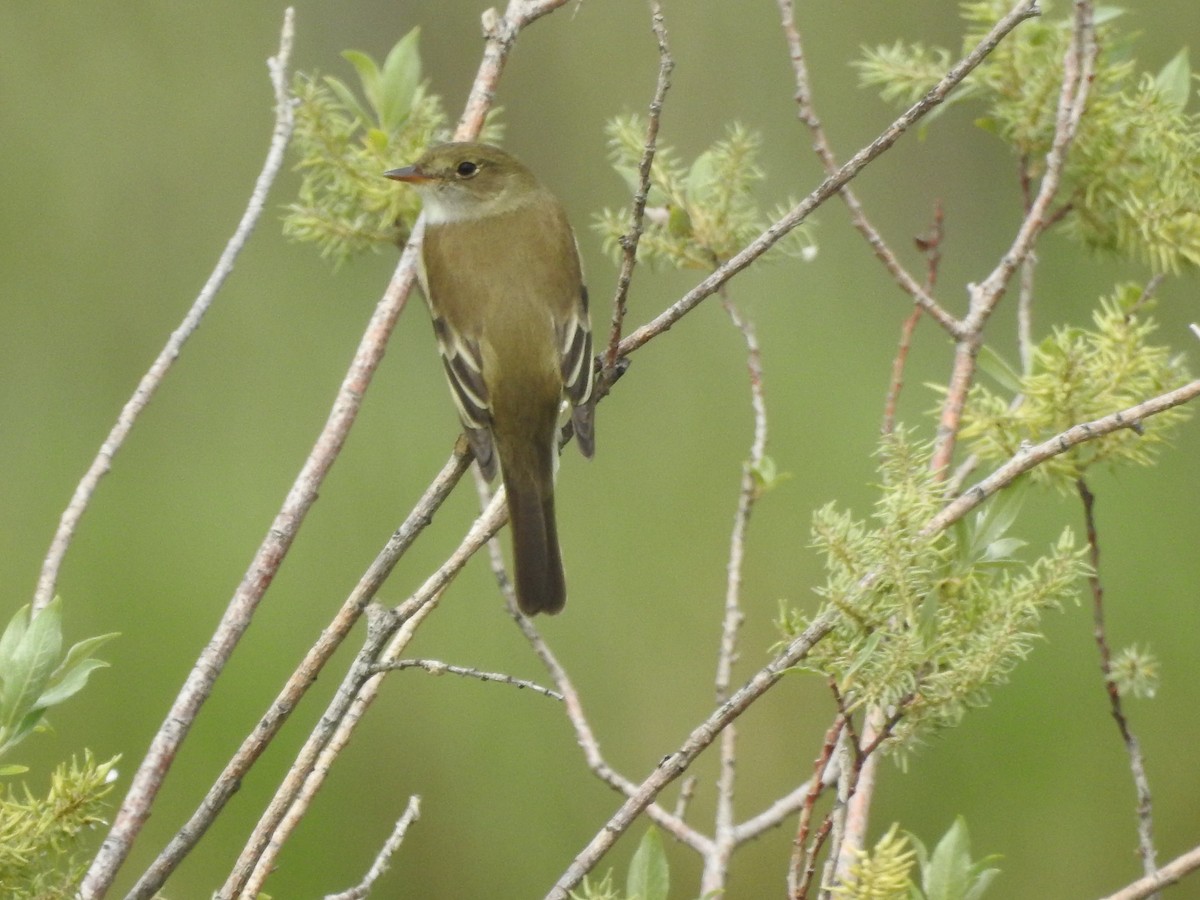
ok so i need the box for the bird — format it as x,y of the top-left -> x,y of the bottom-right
385,142 -> 594,615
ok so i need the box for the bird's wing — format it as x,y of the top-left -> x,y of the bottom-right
559,284 -> 595,458
431,316 -> 497,478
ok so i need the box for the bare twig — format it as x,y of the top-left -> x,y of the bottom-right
932,0 -> 1098,473
884,203 -> 945,434
34,16 -> 299,618
1099,843 -> 1200,900
324,795 -> 422,900
700,295 -> 768,896
602,0 -> 673,377
127,444 -> 471,900
377,658 -> 563,700
776,0 -> 960,338
1078,478 -> 1158,884
77,12 -> 299,896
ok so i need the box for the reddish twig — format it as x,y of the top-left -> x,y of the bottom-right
1078,478 -> 1158,881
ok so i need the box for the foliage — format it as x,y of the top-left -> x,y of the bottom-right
570,828 -> 669,900
0,598 -> 117,768
282,30 -> 501,267
779,433 -> 1086,751
593,114 -> 815,270
856,2 -> 1200,272
0,751 -> 120,899
908,817 -> 1000,900
958,285 -> 1193,489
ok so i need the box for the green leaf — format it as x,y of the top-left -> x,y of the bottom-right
341,49 -> 383,120
0,601 -> 62,729
322,74 -> 371,124
919,817 -> 1001,900
378,28 -> 423,132
970,479 -> 1027,559
976,344 -> 1025,390
1154,48 -> 1191,112
38,657 -> 112,709
0,763 -> 28,776
626,827 -> 669,900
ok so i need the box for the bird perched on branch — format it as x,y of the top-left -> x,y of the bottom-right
386,142 -> 594,616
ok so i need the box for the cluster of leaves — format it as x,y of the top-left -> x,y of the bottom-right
0,751 -> 119,899
779,433 -> 1085,750
593,114 -> 815,270
283,30 -> 501,267
1,598 -> 116,767
570,827 -> 670,900
958,284 -> 1193,488
0,598 -> 118,897
834,818 -> 1000,900
857,2 -> 1200,272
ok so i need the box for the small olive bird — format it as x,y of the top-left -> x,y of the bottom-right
385,143 -> 594,616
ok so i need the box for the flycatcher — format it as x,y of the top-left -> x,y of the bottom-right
385,143 -> 595,616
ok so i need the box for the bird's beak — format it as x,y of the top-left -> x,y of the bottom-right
384,165 -> 430,183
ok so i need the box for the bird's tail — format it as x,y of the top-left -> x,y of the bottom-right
504,469 -> 566,616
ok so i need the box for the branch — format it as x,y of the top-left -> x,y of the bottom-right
926,378 -> 1200,537
701,295 -> 767,896
1099,843 -> 1200,900
775,0 -> 960,337
33,11 -> 298,618
1078,479 -> 1158,880
77,11 -> 299,895
324,795 -> 421,900
602,0 -> 673,377
377,658 -> 564,701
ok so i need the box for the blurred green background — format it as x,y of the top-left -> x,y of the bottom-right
3,1 -> 1200,897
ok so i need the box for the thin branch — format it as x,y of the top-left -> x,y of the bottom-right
323,795 -> 422,900
33,14 -> 298,616
377,658 -> 563,701
787,715 -> 844,898
926,378 -> 1200,537
602,0 -> 672,377
700,295 -> 768,896
1099,843 -> 1200,900
884,202 -> 945,434
77,12 -> 299,895
1078,478 -> 1158,883
932,0 -> 1098,473
775,0 -> 960,338
620,0 -> 1041,360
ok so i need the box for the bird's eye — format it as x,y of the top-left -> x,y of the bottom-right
456,161 -> 479,178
